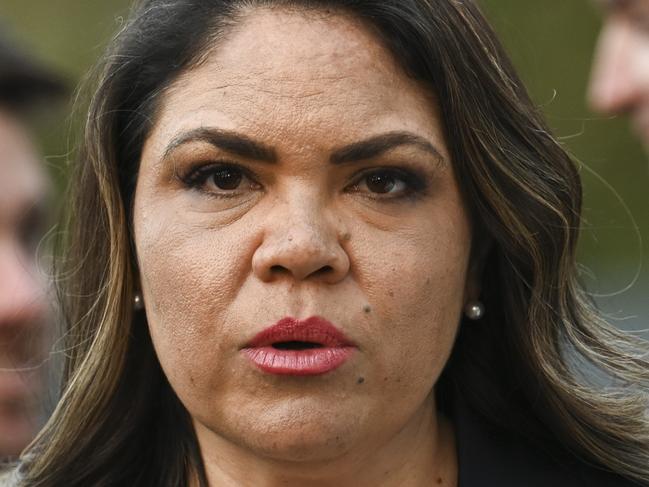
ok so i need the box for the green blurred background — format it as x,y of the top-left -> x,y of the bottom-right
1,0 -> 647,332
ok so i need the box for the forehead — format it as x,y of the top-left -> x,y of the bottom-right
215,7 -> 398,78
0,110 -> 46,221
149,7 -> 447,158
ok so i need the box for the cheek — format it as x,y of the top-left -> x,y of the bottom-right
350,209 -> 471,396
134,204 -> 255,395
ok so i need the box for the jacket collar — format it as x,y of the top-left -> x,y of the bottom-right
452,390 -> 636,487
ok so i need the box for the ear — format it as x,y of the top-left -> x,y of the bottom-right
464,236 -> 493,305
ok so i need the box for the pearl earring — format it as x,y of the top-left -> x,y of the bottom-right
464,300 -> 485,320
134,293 -> 144,311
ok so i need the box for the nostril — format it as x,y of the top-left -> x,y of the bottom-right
270,265 -> 290,275
313,265 -> 334,277
269,264 -> 334,279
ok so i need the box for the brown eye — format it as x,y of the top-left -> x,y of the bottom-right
359,170 -> 409,195
209,168 -> 243,190
181,163 -> 261,198
347,167 -> 426,201
366,173 -> 397,194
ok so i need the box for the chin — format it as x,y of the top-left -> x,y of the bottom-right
247,426 -> 355,463
202,397 -> 367,463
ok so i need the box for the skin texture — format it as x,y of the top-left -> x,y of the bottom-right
589,0 -> 649,148
134,8 -> 480,486
0,108 -> 48,458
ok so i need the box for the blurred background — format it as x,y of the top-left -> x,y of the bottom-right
1,0 -> 647,335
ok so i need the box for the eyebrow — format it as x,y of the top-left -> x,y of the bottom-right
163,128 -> 278,162
329,131 -> 445,165
163,128 -> 445,165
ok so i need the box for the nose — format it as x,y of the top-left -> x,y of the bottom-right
0,240 -> 47,330
252,195 -> 350,284
589,20 -> 640,114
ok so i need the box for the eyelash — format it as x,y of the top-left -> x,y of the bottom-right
179,161 -> 428,201
347,167 -> 428,201
180,162 -> 260,199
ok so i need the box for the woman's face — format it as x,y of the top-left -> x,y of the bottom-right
134,7 -> 477,463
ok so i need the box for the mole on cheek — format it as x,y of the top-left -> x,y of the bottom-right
357,376 -> 365,385
363,304 -> 372,314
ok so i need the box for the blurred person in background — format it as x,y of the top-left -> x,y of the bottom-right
589,0 -> 649,151
0,29 -> 64,459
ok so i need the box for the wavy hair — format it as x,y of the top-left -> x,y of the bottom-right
6,0 -> 649,485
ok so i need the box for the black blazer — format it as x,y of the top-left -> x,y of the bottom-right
453,395 -> 643,487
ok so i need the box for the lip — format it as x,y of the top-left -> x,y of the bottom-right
241,316 -> 356,376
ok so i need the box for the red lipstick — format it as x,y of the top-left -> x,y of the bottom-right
242,316 -> 355,376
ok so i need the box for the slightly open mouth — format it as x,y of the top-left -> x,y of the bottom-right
271,341 -> 324,351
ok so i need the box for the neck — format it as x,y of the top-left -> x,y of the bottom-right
191,400 -> 457,487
